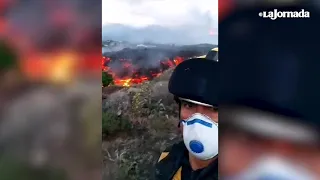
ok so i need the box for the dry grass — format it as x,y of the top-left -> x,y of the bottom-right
102,119 -> 180,180
102,68 -> 181,180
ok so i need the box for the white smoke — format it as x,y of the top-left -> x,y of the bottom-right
102,0 -> 218,44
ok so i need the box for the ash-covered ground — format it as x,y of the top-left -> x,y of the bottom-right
103,43 -> 216,85
103,69 -> 179,180
103,42 -> 215,60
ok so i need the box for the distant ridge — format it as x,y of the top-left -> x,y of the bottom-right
102,24 -> 218,45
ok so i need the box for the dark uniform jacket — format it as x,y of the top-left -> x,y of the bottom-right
155,141 -> 218,180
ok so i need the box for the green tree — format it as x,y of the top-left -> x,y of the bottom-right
102,71 -> 113,86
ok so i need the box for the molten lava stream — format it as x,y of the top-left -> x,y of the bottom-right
102,56 -> 185,87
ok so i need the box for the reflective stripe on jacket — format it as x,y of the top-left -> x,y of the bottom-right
158,152 -> 182,180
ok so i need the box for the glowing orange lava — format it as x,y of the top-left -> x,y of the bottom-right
102,55 -> 184,87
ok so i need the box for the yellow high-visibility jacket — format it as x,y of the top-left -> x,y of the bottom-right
158,152 -> 182,180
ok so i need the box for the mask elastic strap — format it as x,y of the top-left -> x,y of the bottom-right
177,99 -> 182,128
178,120 -> 186,128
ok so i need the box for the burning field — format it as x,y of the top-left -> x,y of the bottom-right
102,45 -> 215,86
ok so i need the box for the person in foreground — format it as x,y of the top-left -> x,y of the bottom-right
154,58 -> 219,180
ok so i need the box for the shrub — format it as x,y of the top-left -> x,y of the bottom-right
102,112 -> 132,137
102,72 -> 114,87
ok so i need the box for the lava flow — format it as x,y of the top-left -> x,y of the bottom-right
102,56 -> 184,87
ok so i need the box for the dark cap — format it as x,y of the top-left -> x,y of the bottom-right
168,58 -> 219,107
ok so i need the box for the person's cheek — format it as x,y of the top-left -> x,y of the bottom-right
304,153 -> 320,177
207,111 -> 218,123
212,112 -> 218,122
180,108 -> 188,120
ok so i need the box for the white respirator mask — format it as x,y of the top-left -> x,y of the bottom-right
180,113 -> 218,160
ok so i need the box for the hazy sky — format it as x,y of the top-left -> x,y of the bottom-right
102,0 -> 218,28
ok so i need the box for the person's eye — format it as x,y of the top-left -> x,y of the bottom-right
211,107 -> 218,112
182,101 -> 194,108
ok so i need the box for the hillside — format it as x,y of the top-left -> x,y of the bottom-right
102,44 -> 216,86
102,68 -> 181,180
102,24 -> 218,45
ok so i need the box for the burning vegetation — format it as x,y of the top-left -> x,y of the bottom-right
102,56 -> 182,87
102,46 -> 214,86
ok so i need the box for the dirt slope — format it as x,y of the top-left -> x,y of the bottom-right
102,68 -> 182,180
